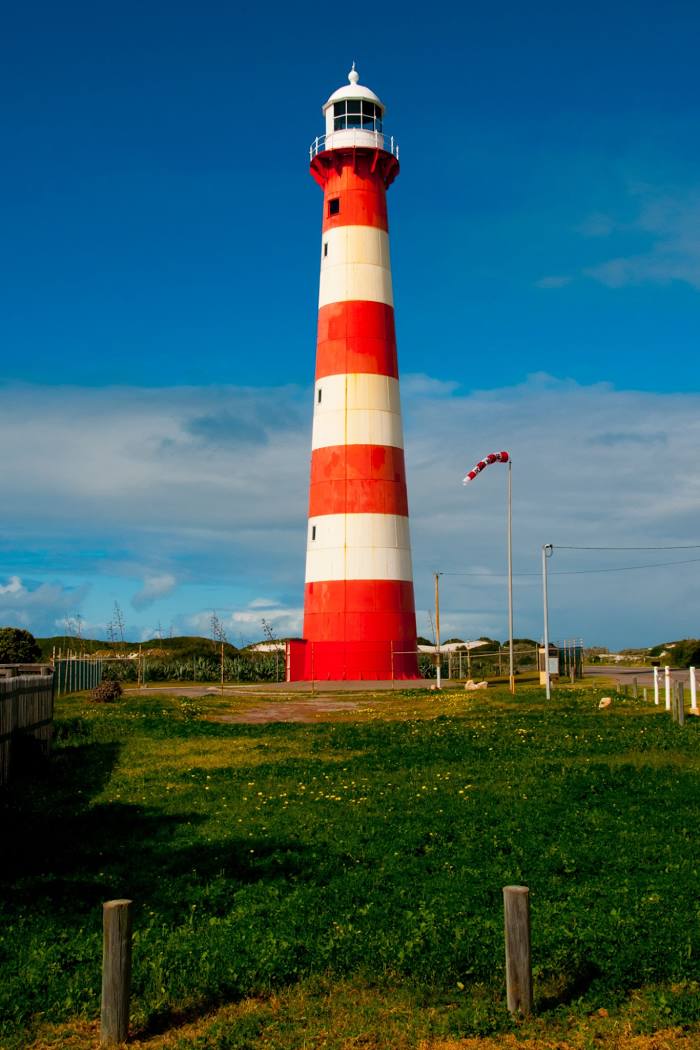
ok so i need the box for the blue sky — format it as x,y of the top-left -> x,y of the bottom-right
2,1 -> 700,647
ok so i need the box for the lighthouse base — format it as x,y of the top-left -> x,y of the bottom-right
286,639 -> 419,682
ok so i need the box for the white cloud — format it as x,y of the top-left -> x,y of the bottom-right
401,374 -> 700,647
0,575 -> 90,634
402,373 -> 460,397
0,576 -> 23,595
2,377 -> 700,647
131,573 -> 177,610
0,382 -> 310,585
187,601 -> 303,644
583,185 -> 700,290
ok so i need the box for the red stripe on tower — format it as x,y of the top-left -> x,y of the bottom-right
288,65 -> 419,682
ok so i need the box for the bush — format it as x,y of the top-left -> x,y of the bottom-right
0,627 -> 41,663
90,680 -> 123,703
102,661 -> 137,682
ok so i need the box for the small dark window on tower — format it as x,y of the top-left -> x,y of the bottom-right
328,197 -> 340,216
323,242 -> 328,257
317,387 -> 322,403
312,525 -> 316,540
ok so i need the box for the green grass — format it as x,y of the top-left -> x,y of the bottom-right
2,687 -> 700,1048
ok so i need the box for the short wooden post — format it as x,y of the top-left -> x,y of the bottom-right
643,687 -> 648,703
633,678 -> 638,698
101,899 -> 133,1046
678,683 -> 685,726
503,885 -> 533,1015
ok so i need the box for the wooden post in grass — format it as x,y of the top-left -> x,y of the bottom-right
678,683 -> 685,726
633,678 -> 638,698
101,899 -> 133,1046
503,885 -> 533,1015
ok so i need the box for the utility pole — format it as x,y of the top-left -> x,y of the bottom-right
542,544 -> 553,700
434,571 -> 441,689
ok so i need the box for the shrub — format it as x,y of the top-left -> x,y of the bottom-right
0,627 -> 41,663
90,680 -> 123,703
102,661 -> 137,682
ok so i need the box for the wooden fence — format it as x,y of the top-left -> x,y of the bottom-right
0,667 -> 54,787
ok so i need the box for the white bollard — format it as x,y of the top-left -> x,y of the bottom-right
664,665 -> 671,711
690,666 -> 698,712
653,666 -> 659,706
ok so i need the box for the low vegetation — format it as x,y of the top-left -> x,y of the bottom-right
37,634 -> 241,662
0,626 -> 42,663
648,638 -> 700,668
1,686 -> 699,1049
89,679 -> 123,703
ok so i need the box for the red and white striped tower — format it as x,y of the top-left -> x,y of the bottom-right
295,66 -> 419,681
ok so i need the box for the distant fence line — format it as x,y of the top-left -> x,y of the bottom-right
53,656 -> 104,697
47,642 -> 584,690
0,667 -> 54,787
442,645 -> 540,681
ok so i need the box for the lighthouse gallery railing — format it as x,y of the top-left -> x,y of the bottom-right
309,131 -> 399,161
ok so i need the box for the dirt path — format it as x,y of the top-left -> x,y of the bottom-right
212,696 -> 366,723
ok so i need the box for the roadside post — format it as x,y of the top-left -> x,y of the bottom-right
690,666 -> 697,712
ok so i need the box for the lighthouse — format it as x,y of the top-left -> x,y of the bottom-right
287,66 -> 419,682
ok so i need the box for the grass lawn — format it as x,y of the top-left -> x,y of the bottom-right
1,684 -> 699,1049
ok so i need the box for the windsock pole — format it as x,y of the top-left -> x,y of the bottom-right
507,459 -> 514,692
463,451 -> 514,691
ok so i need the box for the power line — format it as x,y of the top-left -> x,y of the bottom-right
440,556 -> 700,577
554,544 -> 700,551
551,557 -> 700,575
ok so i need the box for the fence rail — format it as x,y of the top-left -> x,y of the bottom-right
0,668 -> 54,786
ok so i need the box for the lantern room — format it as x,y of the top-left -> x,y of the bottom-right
320,64 -> 387,154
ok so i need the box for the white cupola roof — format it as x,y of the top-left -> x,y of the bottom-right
311,64 -> 398,164
322,64 -> 384,114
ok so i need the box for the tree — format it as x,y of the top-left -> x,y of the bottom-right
113,602 -> 126,644
210,613 -> 228,692
0,627 -> 41,663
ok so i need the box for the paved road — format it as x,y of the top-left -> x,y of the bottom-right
585,664 -> 694,686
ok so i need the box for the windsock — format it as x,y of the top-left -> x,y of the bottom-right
462,451 -> 510,485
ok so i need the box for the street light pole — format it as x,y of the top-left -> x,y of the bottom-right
434,571 -> 441,689
542,543 -> 553,700
507,459 -> 514,693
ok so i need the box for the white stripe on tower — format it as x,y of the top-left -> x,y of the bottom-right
311,373 -> 403,450
305,513 -> 413,582
319,226 -> 393,308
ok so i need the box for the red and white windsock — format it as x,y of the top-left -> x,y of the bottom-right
463,451 -> 510,485
294,66 -> 418,681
